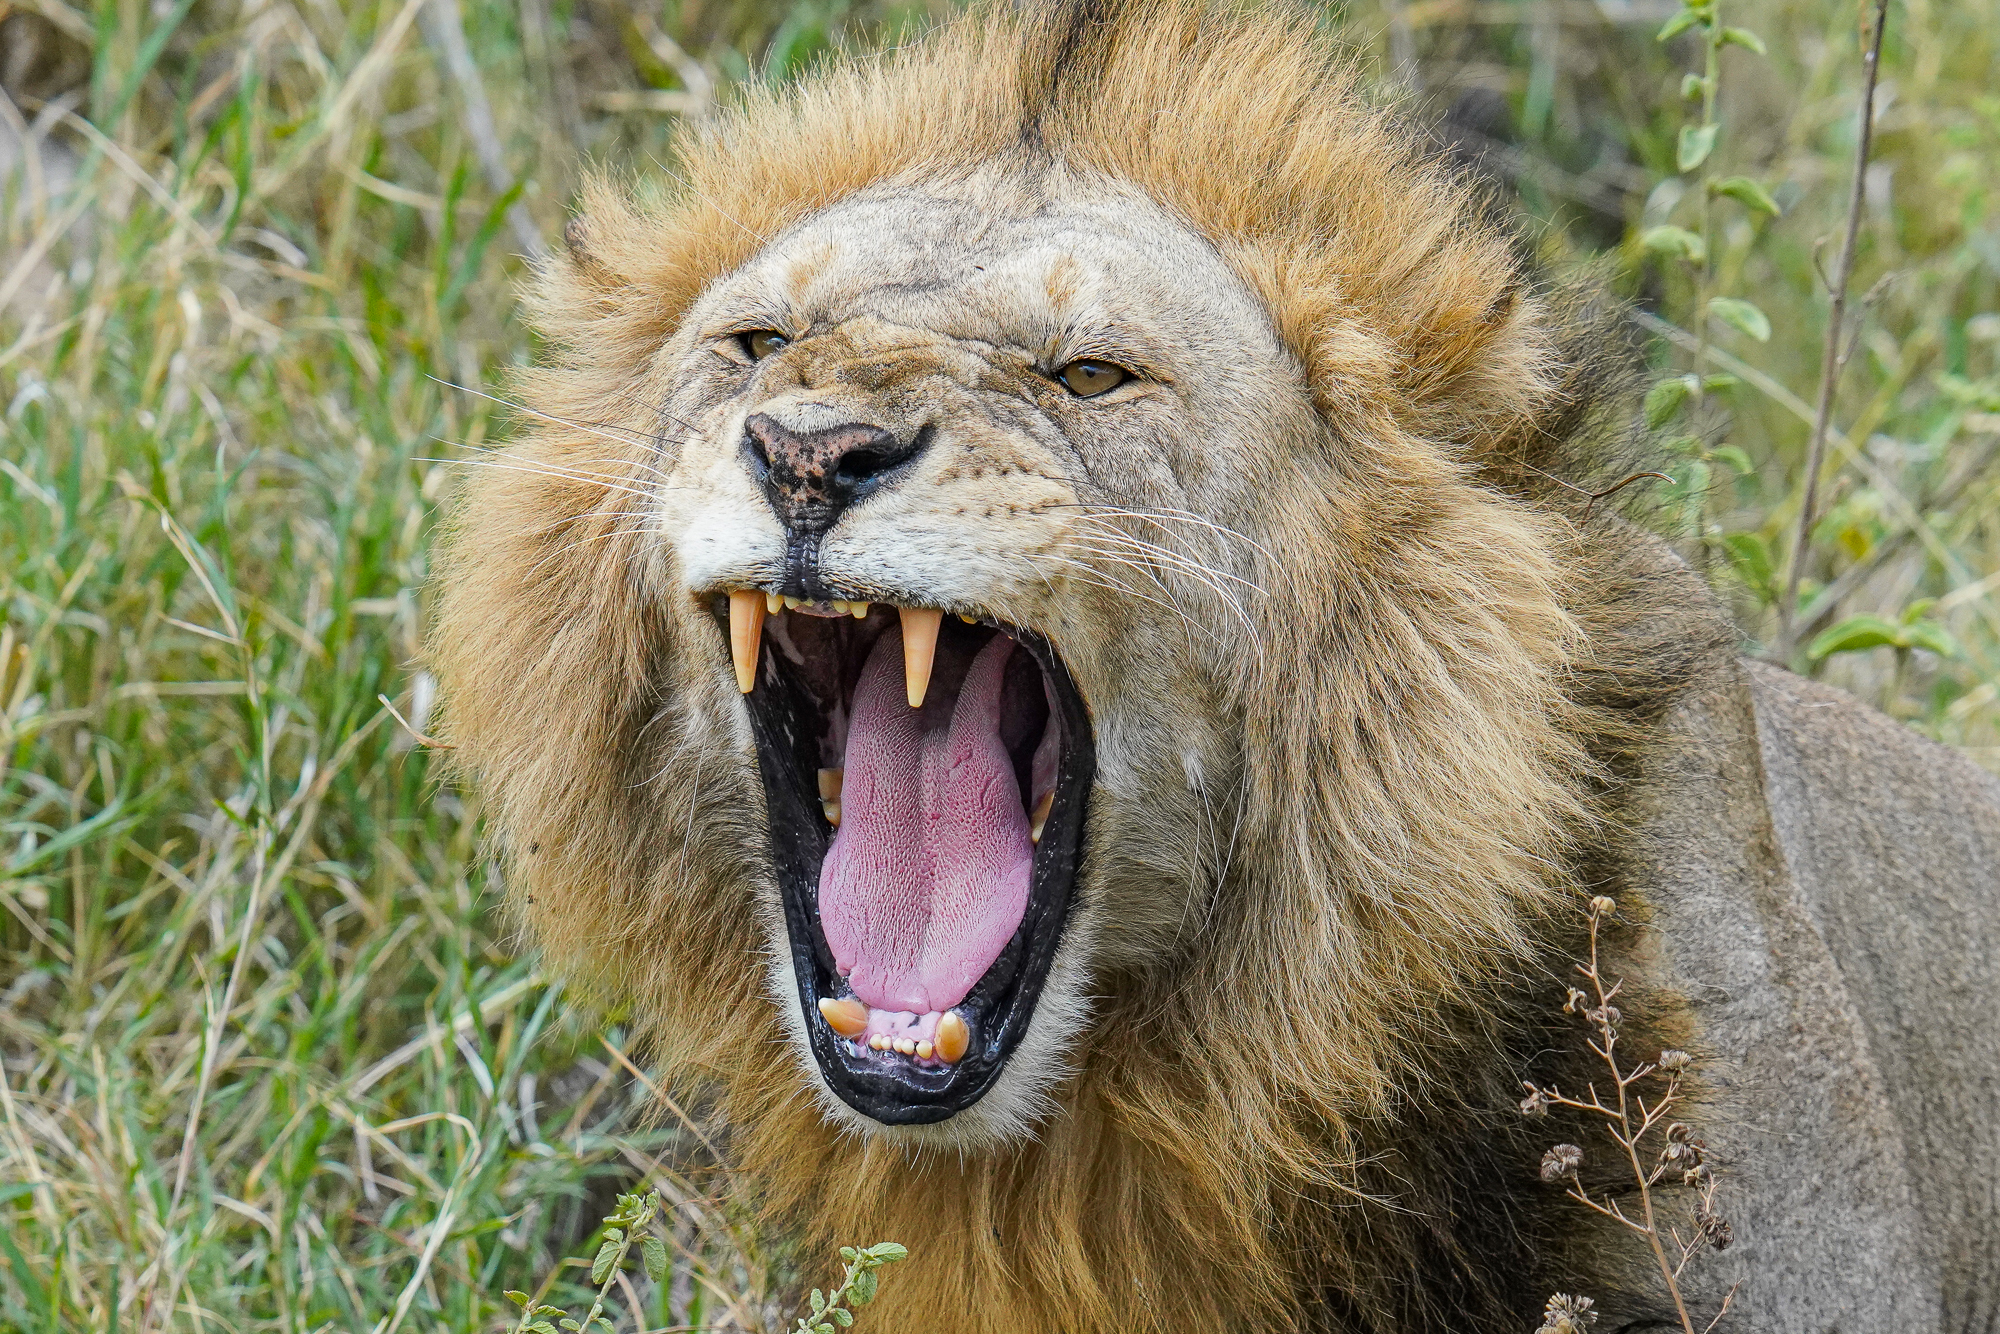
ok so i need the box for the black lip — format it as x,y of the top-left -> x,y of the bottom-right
713,600 -> 1094,1124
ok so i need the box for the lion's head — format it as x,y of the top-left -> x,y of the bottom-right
435,1 -> 1705,1325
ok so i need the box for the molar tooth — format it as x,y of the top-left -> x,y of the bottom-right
728,590 -> 766,694
899,606 -> 943,708
817,997 -> 869,1039
850,601 -> 870,619
1029,790 -> 1055,844
915,1040 -> 934,1060
934,1011 -> 969,1064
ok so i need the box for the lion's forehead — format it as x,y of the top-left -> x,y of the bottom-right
704,175 -> 1284,379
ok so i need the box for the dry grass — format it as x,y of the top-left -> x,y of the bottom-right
0,0 -> 1994,1330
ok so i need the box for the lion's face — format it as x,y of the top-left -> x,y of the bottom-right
645,168 -> 1305,1141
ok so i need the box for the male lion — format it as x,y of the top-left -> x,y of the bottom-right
432,2 -> 2000,1329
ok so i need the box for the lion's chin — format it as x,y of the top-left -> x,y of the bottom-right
712,592 -> 1094,1125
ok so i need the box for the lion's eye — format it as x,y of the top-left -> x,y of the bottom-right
741,330 -> 790,360
1056,360 -> 1129,398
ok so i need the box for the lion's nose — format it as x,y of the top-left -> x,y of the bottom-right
742,412 -> 929,535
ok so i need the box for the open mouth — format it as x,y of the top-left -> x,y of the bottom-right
711,590 -> 1094,1125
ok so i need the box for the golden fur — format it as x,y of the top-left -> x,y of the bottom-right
432,2 -> 1716,1328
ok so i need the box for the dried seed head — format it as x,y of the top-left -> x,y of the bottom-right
1657,1048 -> 1692,1072
1588,896 -> 1617,917
1541,1144 -> 1584,1182
1696,1204 -> 1734,1251
1536,1292 -> 1598,1334
1563,987 -> 1588,1014
1519,1083 -> 1551,1118
1666,1122 -> 1694,1143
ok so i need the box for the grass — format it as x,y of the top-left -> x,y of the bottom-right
0,0 -> 1995,1330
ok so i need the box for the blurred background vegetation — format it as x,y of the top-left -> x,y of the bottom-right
0,0 -> 1995,1329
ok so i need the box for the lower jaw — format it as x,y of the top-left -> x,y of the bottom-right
726,602 -> 1095,1125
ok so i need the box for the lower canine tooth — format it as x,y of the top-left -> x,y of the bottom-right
728,590 -> 766,694
1029,790 -> 1055,844
817,997 -> 869,1038
899,606 -> 943,708
934,1011 -> 969,1064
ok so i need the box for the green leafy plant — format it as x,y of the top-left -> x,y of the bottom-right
504,1192 -> 666,1334
789,1243 -> 909,1334
1638,0 -> 1784,543
1809,599 -> 1961,663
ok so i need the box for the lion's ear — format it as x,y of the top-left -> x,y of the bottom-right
560,214 -> 616,289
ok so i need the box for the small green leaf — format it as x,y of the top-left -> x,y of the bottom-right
603,1228 -> 624,1242
1657,8 -> 1703,40
815,1324 -> 835,1334
1901,598 -> 1939,624
642,1235 -> 669,1282
811,1290 -> 827,1314
1639,226 -> 1707,263
1720,531 -> 1774,595
506,1292 -> 531,1308
1708,297 -> 1771,342
528,1323 -> 558,1334
534,1306 -> 564,1317
591,1239 -> 620,1285
849,1269 -> 878,1307
1900,621 -> 1958,657
839,1247 -> 858,1264
1808,615 -> 1904,659
1701,373 -> 1741,392
1720,25 -> 1767,54
1711,175 -> 1780,216
1681,72 -> 1707,100
1677,123 -> 1720,172
559,1321 -> 580,1332
1709,445 -> 1755,475
594,1320 -> 614,1332
1644,375 -> 1700,428
866,1242 -> 909,1263
831,1309 -> 854,1327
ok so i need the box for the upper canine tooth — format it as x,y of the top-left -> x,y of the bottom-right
899,607 -> 944,708
934,1011 -> 969,1064
728,590 -> 766,694
817,997 -> 869,1039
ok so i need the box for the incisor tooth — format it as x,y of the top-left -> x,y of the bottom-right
783,595 -> 803,610
817,997 -> 869,1039
728,590 -> 766,694
894,1037 -> 918,1056
764,590 -> 783,615
915,1040 -> 934,1060
869,1034 -> 888,1051
851,601 -> 870,619
934,1011 -> 969,1064
899,606 -> 943,708
1029,790 -> 1055,844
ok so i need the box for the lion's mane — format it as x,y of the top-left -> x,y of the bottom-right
432,2 -> 1728,1328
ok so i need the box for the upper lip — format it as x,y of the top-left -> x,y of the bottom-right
711,586 -> 1094,1124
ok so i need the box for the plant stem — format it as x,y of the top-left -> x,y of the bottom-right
1780,0 -> 1892,650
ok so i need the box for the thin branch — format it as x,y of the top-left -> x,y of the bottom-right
1780,0 -> 1893,648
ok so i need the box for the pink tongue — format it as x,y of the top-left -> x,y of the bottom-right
818,631 -> 1034,1014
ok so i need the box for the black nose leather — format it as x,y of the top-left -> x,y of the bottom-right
743,413 -> 928,534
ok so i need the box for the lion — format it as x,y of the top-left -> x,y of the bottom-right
430,2 -> 2000,1329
